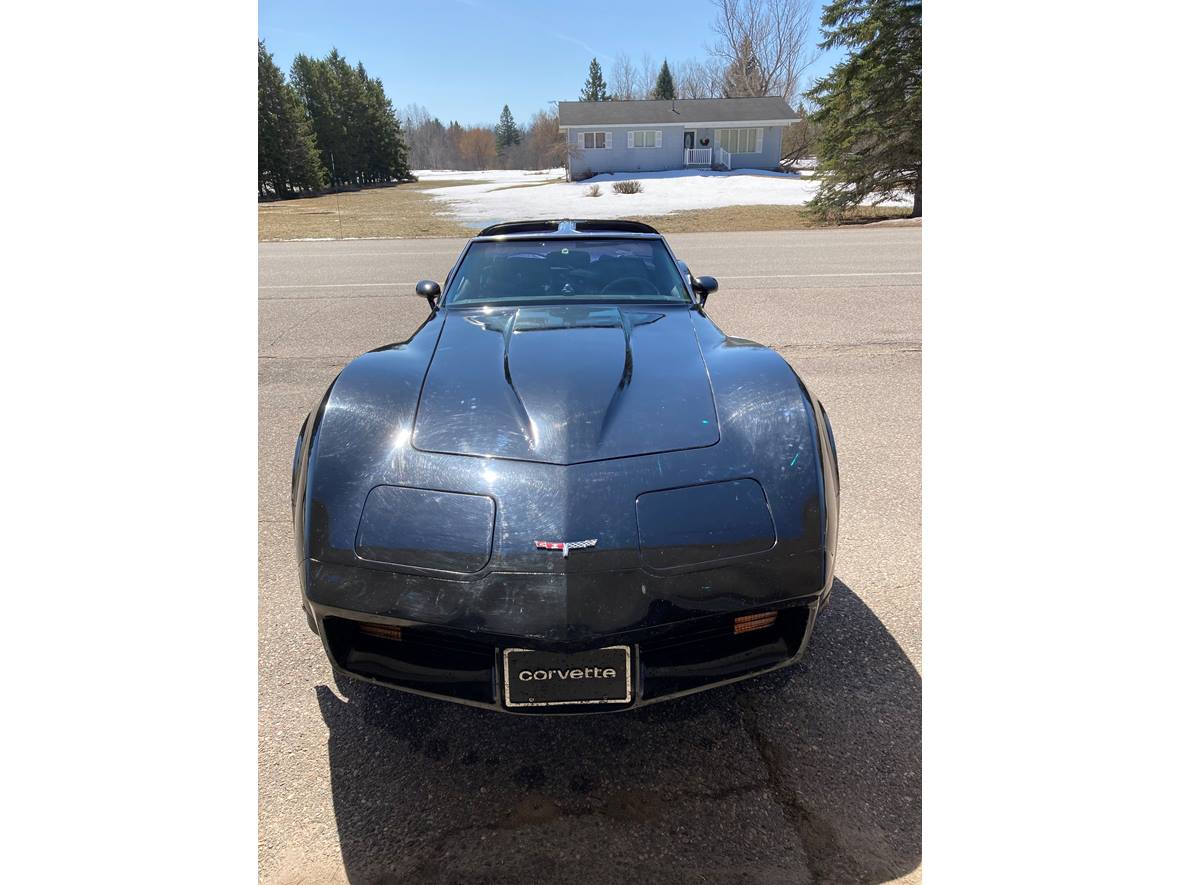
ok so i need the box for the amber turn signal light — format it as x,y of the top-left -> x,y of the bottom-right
734,611 -> 778,635
358,623 -> 403,641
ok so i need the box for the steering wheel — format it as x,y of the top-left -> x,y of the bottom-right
601,276 -> 661,296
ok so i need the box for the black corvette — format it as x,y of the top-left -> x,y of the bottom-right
292,219 -> 839,713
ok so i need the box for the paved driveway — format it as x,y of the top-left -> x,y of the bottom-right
259,227 -> 922,884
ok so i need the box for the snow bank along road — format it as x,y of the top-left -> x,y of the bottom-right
259,227 -> 922,885
414,167 -> 911,225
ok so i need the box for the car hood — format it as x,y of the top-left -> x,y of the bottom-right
413,304 -> 719,465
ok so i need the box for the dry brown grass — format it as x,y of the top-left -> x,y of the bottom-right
259,178 -> 916,241
631,204 -> 914,233
257,180 -> 481,241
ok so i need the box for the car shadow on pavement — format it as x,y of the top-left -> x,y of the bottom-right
314,579 -> 921,885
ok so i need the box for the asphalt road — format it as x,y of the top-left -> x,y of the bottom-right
259,227 -> 922,885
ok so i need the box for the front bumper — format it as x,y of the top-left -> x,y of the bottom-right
306,593 -> 825,714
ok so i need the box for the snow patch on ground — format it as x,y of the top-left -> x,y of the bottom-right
412,168 -> 563,184
415,168 -> 909,226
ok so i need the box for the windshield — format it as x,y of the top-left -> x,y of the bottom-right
445,238 -> 691,305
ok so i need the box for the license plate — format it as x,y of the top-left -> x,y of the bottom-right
502,646 -> 633,708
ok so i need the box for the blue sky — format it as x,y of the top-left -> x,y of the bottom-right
258,0 -> 842,126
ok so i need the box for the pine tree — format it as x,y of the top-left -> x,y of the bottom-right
290,48 -> 411,186
652,59 -> 676,100
325,50 -> 366,181
722,36 -> 768,97
290,53 -> 341,183
357,63 -> 411,181
258,41 -> 325,196
580,58 -> 608,101
387,108 -> 411,179
495,105 -> 522,154
806,0 -> 922,217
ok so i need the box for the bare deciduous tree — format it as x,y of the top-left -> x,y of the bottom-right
522,109 -> 570,170
615,53 -> 726,101
609,53 -> 641,100
710,0 -> 818,106
401,103 -> 451,169
638,53 -> 658,98
400,105 -> 575,172
674,58 -> 726,98
458,127 -> 497,169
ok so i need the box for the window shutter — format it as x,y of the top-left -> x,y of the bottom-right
627,131 -> 634,149
655,130 -> 663,148
755,128 -> 764,153
605,131 -> 613,149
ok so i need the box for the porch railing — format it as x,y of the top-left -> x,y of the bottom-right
684,147 -> 713,166
715,146 -> 732,170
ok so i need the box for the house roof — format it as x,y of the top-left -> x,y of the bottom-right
557,96 -> 799,129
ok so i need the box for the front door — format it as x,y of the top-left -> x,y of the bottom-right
683,130 -> 696,149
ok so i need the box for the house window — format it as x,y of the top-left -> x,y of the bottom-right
581,131 -> 609,150
629,130 -> 660,148
716,127 -> 763,154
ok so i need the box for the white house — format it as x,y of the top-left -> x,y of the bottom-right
557,96 -> 800,179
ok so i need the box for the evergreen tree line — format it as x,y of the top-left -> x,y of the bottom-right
258,42 -> 410,198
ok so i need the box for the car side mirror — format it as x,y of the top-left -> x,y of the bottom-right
416,279 -> 441,310
692,275 -> 719,305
